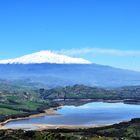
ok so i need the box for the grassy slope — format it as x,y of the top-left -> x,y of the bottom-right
0,83 -> 48,117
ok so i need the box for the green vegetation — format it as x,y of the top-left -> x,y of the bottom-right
0,82 -> 50,122
0,93 -> 45,116
0,84 -> 140,120
1,83 -> 140,139
0,108 -> 22,115
40,85 -> 140,101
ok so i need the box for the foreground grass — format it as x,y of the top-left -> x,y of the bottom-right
0,90 -> 49,123
0,108 -> 23,115
0,101 -> 45,116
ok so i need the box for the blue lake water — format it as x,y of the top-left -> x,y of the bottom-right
5,102 -> 140,129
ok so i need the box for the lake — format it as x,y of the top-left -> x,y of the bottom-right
5,102 -> 140,129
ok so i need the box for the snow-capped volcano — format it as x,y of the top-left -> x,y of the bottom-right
0,51 -> 91,64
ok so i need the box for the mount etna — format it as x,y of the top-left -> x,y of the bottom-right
0,51 -> 140,88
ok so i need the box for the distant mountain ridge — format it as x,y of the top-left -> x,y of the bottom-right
0,51 -> 91,64
0,63 -> 140,88
0,50 -> 140,87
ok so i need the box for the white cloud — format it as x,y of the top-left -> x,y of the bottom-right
54,48 -> 140,57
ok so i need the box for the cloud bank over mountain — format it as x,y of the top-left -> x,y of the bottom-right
54,48 -> 140,72
54,48 -> 140,57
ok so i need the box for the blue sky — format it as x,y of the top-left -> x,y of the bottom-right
0,0 -> 140,71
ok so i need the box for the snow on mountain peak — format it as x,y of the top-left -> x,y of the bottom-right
0,50 -> 91,64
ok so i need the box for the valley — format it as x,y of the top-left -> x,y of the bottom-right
0,82 -> 140,139
0,0 -> 140,139
1,84 -> 140,119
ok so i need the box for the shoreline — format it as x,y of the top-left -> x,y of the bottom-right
0,99 -> 140,130
1,123 -> 109,130
0,106 -> 62,129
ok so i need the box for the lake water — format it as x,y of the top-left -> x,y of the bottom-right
5,102 -> 140,129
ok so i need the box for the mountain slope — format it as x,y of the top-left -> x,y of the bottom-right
0,51 -> 140,87
0,51 -> 91,64
0,63 -> 140,87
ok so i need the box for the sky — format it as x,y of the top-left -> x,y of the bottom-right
0,0 -> 140,71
